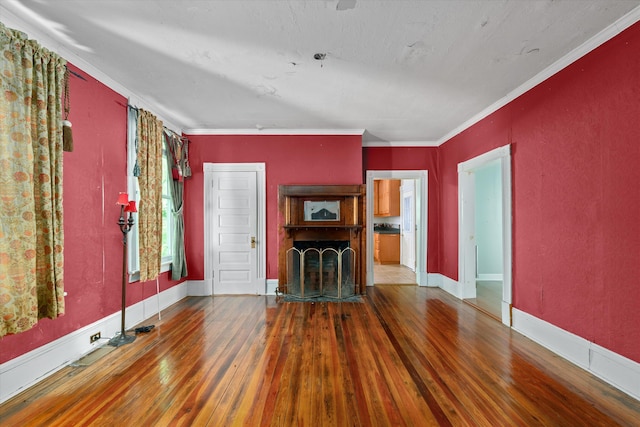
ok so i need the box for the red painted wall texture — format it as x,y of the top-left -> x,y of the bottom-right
439,23 -> 640,362
183,134 -> 363,281
0,64 -> 185,364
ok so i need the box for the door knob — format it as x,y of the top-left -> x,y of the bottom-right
251,236 -> 256,248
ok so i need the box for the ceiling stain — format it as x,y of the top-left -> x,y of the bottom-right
336,0 -> 357,11
399,41 -> 434,64
253,84 -> 280,98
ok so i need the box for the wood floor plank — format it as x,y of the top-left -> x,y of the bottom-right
2,287 -> 640,426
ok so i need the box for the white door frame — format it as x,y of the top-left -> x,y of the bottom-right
366,170 -> 428,287
400,180 -> 416,271
458,145 -> 512,326
203,163 -> 266,295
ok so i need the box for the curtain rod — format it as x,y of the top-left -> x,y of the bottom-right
65,65 -> 86,81
128,103 -> 185,140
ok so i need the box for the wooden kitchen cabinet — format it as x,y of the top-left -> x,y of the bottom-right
375,179 -> 400,217
374,232 -> 400,264
373,180 -> 380,216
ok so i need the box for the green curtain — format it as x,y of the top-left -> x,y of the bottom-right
137,109 -> 163,282
0,22 -> 66,336
164,131 -> 188,280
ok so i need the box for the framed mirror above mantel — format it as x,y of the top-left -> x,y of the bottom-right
278,184 -> 367,295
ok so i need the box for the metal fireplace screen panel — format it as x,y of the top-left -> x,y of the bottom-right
286,246 -> 356,300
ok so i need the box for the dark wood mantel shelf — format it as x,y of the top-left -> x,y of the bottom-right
283,225 -> 362,230
283,224 -> 362,237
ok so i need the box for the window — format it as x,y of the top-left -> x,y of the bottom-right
127,107 -> 173,280
160,145 -> 173,262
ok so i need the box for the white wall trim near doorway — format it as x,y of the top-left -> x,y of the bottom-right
203,163 -> 267,295
266,279 -> 279,295
458,144 -> 512,326
365,170 -> 428,287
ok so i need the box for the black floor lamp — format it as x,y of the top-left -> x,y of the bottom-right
109,192 -> 137,347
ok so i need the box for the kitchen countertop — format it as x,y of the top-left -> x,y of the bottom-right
374,228 -> 400,234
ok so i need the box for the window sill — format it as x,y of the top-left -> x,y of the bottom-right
128,261 -> 172,283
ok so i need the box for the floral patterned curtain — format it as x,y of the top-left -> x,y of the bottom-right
136,109 -> 163,282
0,23 -> 66,336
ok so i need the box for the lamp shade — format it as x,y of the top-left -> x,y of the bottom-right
125,200 -> 137,213
116,192 -> 129,205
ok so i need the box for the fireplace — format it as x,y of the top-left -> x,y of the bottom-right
287,240 -> 356,299
278,185 -> 366,298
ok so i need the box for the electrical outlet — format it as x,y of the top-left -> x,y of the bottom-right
90,332 -> 101,343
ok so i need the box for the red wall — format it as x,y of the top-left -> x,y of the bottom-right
183,134 -> 363,281
4,21 -> 639,370
438,23 -> 640,362
362,146 -> 440,273
0,64 -> 184,364
438,110 -> 513,279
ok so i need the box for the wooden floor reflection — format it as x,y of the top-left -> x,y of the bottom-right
2,287 -> 639,426
464,280 -> 502,320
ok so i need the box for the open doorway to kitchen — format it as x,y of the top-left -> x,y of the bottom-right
366,170 -> 428,287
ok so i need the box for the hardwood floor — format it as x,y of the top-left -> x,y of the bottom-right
373,263 -> 417,285
2,287 -> 639,426
464,280 -> 502,320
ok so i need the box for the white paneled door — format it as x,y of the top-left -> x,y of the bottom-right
210,171 -> 259,294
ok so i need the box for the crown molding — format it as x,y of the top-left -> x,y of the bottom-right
436,5 -> 640,146
362,140 -> 439,148
183,128 -> 365,136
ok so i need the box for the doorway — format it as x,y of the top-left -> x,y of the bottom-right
366,170 -> 428,287
401,180 -> 416,270
458,145 -> 512,326
203,163 -> 266,295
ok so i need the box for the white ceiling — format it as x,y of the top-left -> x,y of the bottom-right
2,0 -> 640,144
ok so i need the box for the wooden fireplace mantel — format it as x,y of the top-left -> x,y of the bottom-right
279,184 -> 363,197
283,224 -> 362,236
278,184 -> 367,294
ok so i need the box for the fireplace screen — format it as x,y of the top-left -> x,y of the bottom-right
286,243 -> 356,300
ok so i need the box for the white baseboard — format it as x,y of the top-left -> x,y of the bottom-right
426,273 -> 442,288
513,308 -> 590,368
501,300 -> 511,327
477,273 -> 503,281
187,279 -> 212,296
416,270 -> 429,286
188,279 -> 274,296
513,308 -> 640,401
266,279 -> 279,295
424,275 -> 640,400
0,281 -> 188,404
438,273 -> 462,299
